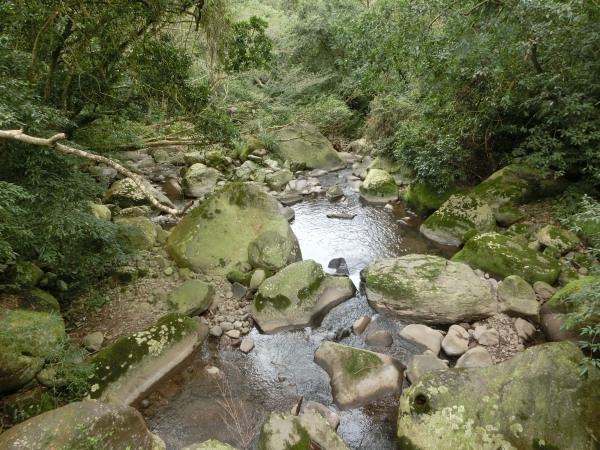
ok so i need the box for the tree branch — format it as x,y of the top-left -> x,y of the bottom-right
0,129 -> 190,216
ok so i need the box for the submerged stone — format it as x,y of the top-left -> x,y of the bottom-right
397,342 -> 600,450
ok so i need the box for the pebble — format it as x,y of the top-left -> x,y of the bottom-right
239,336 -> 255,353
210,326 -> 223,337
205,366 -> 221,375
226,330 -> 240,339
220,322 -> 234,332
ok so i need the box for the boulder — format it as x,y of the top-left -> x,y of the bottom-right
182,440 -> 238,450
91,203 -> 112,221
536,224 -> 580,253
103,177 -> 174,209
8,289 -> 60,313
168,280 -> 214,316
359,169 -> 398,203
274,124 -> 346,171
326,185 -> 344,200
0,309 -> 65,394
248,230 -> 302,272
533,281 -> 556,300
184,151 -> 204,165
498,275 -> 540,319
365,330 -> 393,347
454,346 -> 493,368
347,138 -> 373,156
474,327 -> 500,346
304,401 -> 340,430
494,205 -> 524,227
420,194 -> 496,247
364,255 -> 496,324
367,156 -> 413,185
235,160 -> 259,181
251,260 -> 355,334
167,183 -> 301,275
114,216 -> 157,250
401,182 -> 454,215
0,402 -> 156,450
314,341 -> 404,410
204,149 -> 224,168
89,314 -> 207,405
182,163 -> 222,198
351,316 -> 371,336
397,342 -> 600,450
451,232 -> 562,285
13,261 -> 43,287
399,324 -> 444,354
406,355 -> 448,384
257,410 -> 349,450
266,169 -> 293,191
514,318 -> 536,341
240,136 -> 265,162
441,325 -> 470,356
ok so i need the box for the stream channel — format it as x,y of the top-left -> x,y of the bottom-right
143,167 -> 457,450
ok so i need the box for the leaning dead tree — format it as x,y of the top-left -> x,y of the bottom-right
0,129 -> 190,216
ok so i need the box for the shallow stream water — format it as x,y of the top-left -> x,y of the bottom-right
143,168 -> 457,450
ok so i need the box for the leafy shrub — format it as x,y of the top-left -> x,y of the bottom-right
222,16 -> 274,73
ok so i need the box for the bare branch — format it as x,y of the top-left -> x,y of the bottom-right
0,129 -> 186,216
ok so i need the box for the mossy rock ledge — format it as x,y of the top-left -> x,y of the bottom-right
274,123 -> 346,171
251,260 -> 356,334
397,341 -> 600,450
364,255 -> 496,324
451,232 -> 562,285
89,313 -> 207,406
420,194 -> 496,247
314,341 -> 404,411
0,401 -> 157,450
359,168 -> 399,203
167,182 -> 301,276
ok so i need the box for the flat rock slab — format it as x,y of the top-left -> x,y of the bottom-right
251,260 -> 356,334
398,342 -> 600,450
406,354 -> 448,384
365,254 -> 496,324
314,341 -> 404,410
327,213 -> 357,220
0,401 -> 156,450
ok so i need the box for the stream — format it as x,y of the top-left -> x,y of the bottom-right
143,168 -> 457,450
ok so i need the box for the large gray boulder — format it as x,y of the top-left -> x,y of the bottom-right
397,342 -> 600,450
452,232 -> 562,285
103,177 -> 174,209
251,260 -> 355,334
536,224 -> 580,253
0,309 -> 65,394
359,169 -> 398,203
420,194 -> 496,247
182,163 -> 222,198
364,255 -> 496,324
167,183 -> 301,275
248,230 -> 302,272
274,124 -> 346,171
497,275 -> 540,319
89,314 -> 207,406
0,401 -> 157,450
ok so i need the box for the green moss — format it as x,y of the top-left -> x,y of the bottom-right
342,348 -> 384,380
226,269 -> 248,285
402,182 -> 453,214
298,274 -> 324,301
366,272 -> 416,300
254,293 -> 291,312
532,439 -> 560,450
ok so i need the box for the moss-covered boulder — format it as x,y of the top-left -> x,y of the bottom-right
397,342 -> 600,450
248,230 -> 302,272
103,177 -> 174,209
401,182 -> 454,215
274,124 -> 346,171
182,163 -> 222,198
497,275 -> 540,319
251,260 -> 355,334
367,156 -> 413,185
2,289 -> 60,313
0,309 -> 65,394
114,215 -> 157,251
0,401 -> 157,450
13,261 -> 44,287
451,232 -> 562,285
494,205 -> 524,227
469,164 -> 568,219
168,280 -> 214,316
91,203 -> 112,221
420,194 -> 496,247
204,148 -> 224,168
90,313 -> 206,405
3,387 -> 59,426
536,224 -> 580,253
359,169 -> 398,203
314,341 -> 404,410
364,255 -> 496,324
266,169 -> 293,191
167,183 -> 301,275
182,440 -> 239,450
257,410 -> 350,450
240,136 -> 265,162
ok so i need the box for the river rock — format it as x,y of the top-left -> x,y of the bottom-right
314,341 -> 404,410
365,330 -> 393,347
251,260 -> 355,334
266,169 -> 293,191
533,281 -> 555,300
103,177 -> 174,209
498,275 -> 540,319
0,309 -> 65,394
167,183 -> 301,275
82,331 -> 104,352
536,224 -> 580,253
451,232 -> 562,285
514,318 -> 536,341
401,182 -> 454,215
454,346 -> 493,368
365,255 -> 496,324
248,230 -> 302,272
367,156 -> 413,186
441,325 -> 470,356
168,279 -> 214,316
249,269 -> 267,292
406,354 -> 448,384
359,169 -> 398,204
274,124 -> 346,171
12,261 -> 44,287
326,185 -> 344,200
351,316 -> 371,335
181,440 -> 238,450
235,160 -> 259,181
398,342 -> 600,449
474,326 -> 500,346
89,314 -> 207,405
0,402 -> 157,450
399,324 -> 444,354
304,401 -> 340,430
419,194 -> 496,247
91,203 -> 112,221
113,216 -> 157,251
239,336 -> 255,353
257,410 -> 349,450
182,163 -> 222,198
